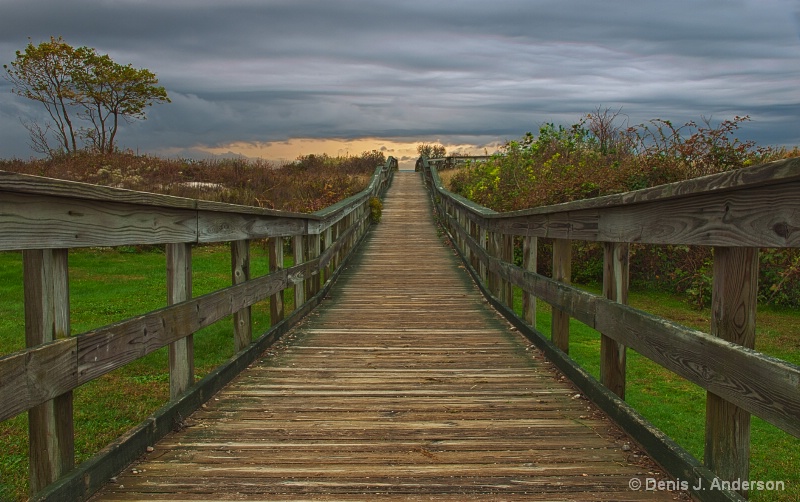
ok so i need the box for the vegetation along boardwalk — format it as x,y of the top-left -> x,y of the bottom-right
92,172 -> 684,500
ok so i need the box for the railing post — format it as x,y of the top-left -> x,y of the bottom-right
269,237 -> 285,325
522,236 -> 538,327
705,246 -> 758,497
600,242 -> 629,398
293,235 -> 305,308
458,207 -> 471,263
323,226 -> 333,282
478,226 -> 488,284
330,223 -> 339,273
551,239 -> 571,353
339,216 -> 348,262
468,219 -> 478,271
488,231 -> 501,298
307,233 -> 321,297
502,234 -> 513,306
24,248 -> 74,495
167,242 -> 193,400
231,239 -> 251,352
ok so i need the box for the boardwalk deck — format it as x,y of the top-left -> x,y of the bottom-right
92,172 -> 684,500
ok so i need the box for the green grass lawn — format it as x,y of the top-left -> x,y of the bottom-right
512,284 -> 799,501
0,244 -> 294,501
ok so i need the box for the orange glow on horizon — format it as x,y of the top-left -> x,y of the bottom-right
199,137 -> 500,170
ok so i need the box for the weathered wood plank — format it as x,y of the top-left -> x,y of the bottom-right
522,235 -> 537,326
600,242 -> 629,399
231,239 -> 251,352
0,339 -> 77,422
24,248 -> 75,494
0,191 -> 197,250
551,238 -> 571,353
269,237 -> 285,325
168,243 -> 193,400
196,210 -> 307,243
293,235 -> 305,307
705,247 -> 758,496
0,170 -> 197,208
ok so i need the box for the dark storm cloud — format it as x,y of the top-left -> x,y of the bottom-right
1,0 -> 798,158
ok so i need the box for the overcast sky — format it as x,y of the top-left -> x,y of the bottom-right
1,0 -> 798,168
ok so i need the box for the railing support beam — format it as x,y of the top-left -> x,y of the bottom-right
600,242 -> 629,399
24,248 -> 74,495
293,235 -> 306,308
168,243 -> 193,400
705,246 -> 758,498
269,237 -> 285,325
522,236 -> 538,327
232,239 -> 252,352
551,239 -> 571,353
307,234 -> 321,297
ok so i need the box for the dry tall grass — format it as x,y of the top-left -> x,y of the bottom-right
0,150 -> 387,212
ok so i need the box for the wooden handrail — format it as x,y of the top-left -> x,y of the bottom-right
419,155 -> 800,500
0,156 -> 396,497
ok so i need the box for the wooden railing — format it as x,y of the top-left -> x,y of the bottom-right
0,157 -> 396,499
420,156 -> 800,501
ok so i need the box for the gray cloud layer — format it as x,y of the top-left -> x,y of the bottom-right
1,0 -> 799,158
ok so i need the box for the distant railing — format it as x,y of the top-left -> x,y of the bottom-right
414,155 -> 490,171
0,157 -> 396,499
420,155 -> 800,501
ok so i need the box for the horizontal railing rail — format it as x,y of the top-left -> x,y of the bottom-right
0,157 -> 396,499
420,155 -> 800,501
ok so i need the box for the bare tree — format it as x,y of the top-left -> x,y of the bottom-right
586,106 -> 627,154
417,143 -> 447,158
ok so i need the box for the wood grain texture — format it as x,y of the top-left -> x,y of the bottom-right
600,242 -> 629,399
705,247 -> 758,493
168,243 -> 194,400
0,191 -> 198,250
23,249 -> 75,493
489,257 -> 800,438
293,235 -> 305,308
231,240 -> 252,352
196,210 -> 307,243
551,238 -> 572,354
269,237 -> 285,325
522,235 -> 537,326
91,172 -> 683,501
0,339 -> 77,422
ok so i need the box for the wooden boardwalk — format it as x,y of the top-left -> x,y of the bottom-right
92,172 -> 683,500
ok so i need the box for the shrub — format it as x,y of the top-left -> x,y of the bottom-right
369,196 -> 383,223
445,111 -> 799,307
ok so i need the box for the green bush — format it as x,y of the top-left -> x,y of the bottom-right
369,196 -> 383,223
446,111 -> 800,307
